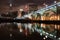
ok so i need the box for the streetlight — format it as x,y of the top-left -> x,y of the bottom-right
10,3 -> 12,7
43,37 -> 46,40
45,35 -> 48,38
54,1 -> 57,4
19,28 -> 23,32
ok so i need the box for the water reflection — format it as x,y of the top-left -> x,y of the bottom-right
0,23 -> 59,40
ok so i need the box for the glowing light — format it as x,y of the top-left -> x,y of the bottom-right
50,34 -> 53,37
19,9 -> 23,11
54,1 -> 57,3
43,37 -> 46,40
54,36 -> 56,38
46,32 -> 48,35
28,15 -> 32,19
10,33 -> 12,37
43,31 -> 45,34
40,33 -> 42,36
10,3 -> 12,7
19,29 -> 23,32
45,36 -> 48,38
58,38 -> 60,40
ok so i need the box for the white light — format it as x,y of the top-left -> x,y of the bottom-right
46,32 -> 48,35
45,36 -> 48,38
10,3 -> 12,7
28,15 -> 32,19
40,33 -> 42,36
54,1 -> 57,3
50,34 -> 53,37
54,36 -> 56,38
58,38 -> 60,40
24,15 -> 28,17
43,37 -> 46,40
43,31 -> 45,33
10,33 -> 12,37
28,24 -> 32,29
19,29 -> 23,32
19,9 -> 23,11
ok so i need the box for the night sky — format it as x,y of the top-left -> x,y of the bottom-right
0,0 -> 57,6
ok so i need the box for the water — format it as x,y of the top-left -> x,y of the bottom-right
0,23 -> 59,40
